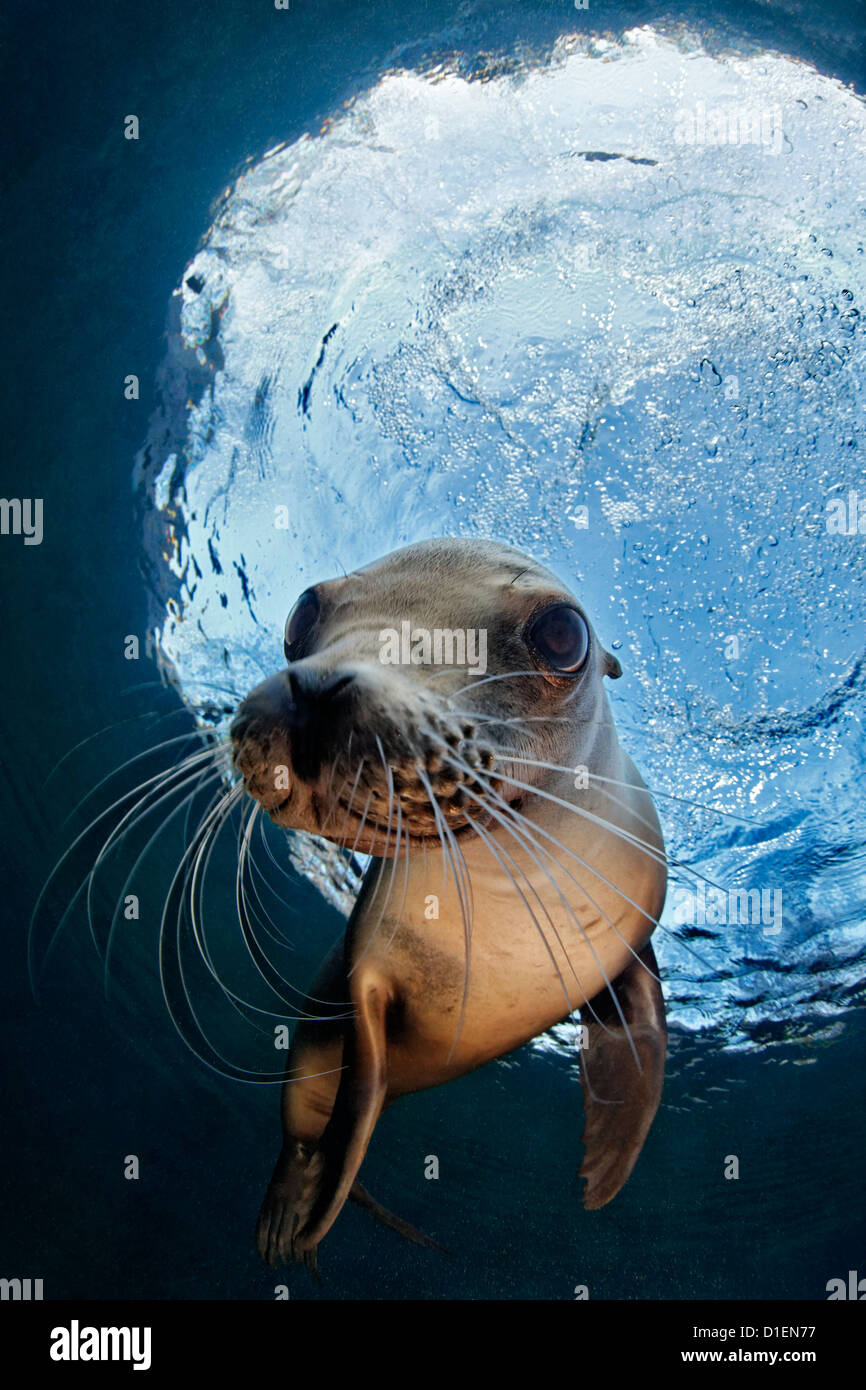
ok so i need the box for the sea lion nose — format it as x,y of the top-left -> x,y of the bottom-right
230,672 -> 291,744
230,667 -> 356,746
229,709 -> 251,743
286,666 -> 355,728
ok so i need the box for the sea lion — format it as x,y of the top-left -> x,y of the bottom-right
229,537 -> 667,1269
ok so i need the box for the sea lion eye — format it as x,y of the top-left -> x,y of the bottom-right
284,589 -> 320,659
527,604 -> 589,674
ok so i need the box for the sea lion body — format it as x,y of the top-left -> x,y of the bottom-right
230,538 -> 667,1265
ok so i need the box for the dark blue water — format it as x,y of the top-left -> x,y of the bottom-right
2,0 -> 865,1300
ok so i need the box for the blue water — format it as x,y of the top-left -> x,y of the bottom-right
3,0 -> 865,1300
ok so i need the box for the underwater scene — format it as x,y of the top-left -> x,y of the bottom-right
3,0 -> 865,1311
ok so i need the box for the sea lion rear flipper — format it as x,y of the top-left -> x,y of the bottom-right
295,973 -> 390,1251
578,942 -> 666,1210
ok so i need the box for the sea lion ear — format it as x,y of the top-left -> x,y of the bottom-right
603,650 -> 622,679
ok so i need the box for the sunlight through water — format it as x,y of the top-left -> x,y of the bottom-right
136,26 -> 866,1053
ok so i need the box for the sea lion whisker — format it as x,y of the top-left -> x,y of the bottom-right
182,751 -> 231,849
85,750 -> 232,928
28,749 -> 220,995
582,783 -> 752,899
112,771 -> 231,1001
462,810 -> 576,1020
249,811 -> 356,1010
434,739 -> 601,995
529,789 -> 731,903
443,707 -> 572,728
337,785 -> 374,889
452,833 -> 475,934
447,739 -> 659,982
447,669 -> 562,700
461,812 -> 616,1108
102,766 -> 227,997
483,714 -> 571,727
588,784 -> 661,837
320,731 -> 352,832
348,741 -> 402,975
243,822 -> 301,926
83,748 -> 225,951
462,783 -> 589,1008
491,753 -> 765,828
332,758 -> 366,850
395,813 -> 414,944
234,810 -> 336,1010
414,760 -> 474,944
448,826 -> 477,1051
374,740 -> 405,926
244,810 -> 356,1010
164,785 -> 278,1052
251,813 -> 302,911
213,793 -> 302,1012
232,811 -> 319,1017
58,743 -> 220,868
190,785 -> 336,1019
158,788 -> 345,1084
236,802 -> 277,952
495,771 -> 736,901
478,774 -> 714,977
124,675 -> 244,704
191,785 -> 246,964
465,786 -> 642,1066
499,801 -> 668,983
113,678 -> 186,699
414,763 -> 473,1062
383,814 -> 413,955
417,791 -> 452,956
493,771 -> 676,876
348,750 -> 397,911
184,784 -> 255,1009
414,742 -> 476,928
590,778 -> 763,831
439,751 -> 630,1049
438,817 -> 449,903
238,805 -> 300,953
486,751 -> 665,840
41,705 -> 198,793
241,818 -> 332,988
321,772 -> 352,835
60,732 -> 224,831
63,750 -> 222,982
513,813 -> 716,975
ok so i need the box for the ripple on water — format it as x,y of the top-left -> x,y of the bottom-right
135,26 -> 866,1053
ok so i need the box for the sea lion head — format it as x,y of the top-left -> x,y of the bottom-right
230,538 -> 621,853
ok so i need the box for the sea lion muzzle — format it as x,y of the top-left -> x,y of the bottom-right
231,665 -> 358,790
230,655 -> 498,842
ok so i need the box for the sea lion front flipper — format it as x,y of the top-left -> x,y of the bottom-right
578,941 -> 666,1210
294,972 -> 390,1253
